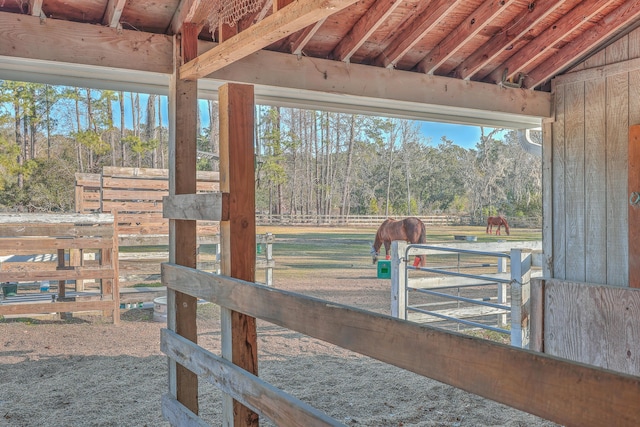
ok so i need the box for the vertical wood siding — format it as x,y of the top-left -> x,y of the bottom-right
550,29 -> 640,287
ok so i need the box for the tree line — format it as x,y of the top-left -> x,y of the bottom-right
0,81 -> 541,222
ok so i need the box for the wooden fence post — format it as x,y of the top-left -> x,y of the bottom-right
510,248 -> 531,348
219,82 -> 258,427
391,240 -> 407,319
497,256 -> 507,327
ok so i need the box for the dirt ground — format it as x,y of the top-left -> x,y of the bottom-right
0,256 -> 559,427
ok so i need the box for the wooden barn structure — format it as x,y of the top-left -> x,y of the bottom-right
2,1 -> 640,425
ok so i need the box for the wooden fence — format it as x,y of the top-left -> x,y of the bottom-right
0,213 -> 119,324
75,166 -> 220,246
75,167 -> 275,286
162,263 -> 640,426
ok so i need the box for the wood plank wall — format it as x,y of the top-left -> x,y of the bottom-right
548,28 -> 640,286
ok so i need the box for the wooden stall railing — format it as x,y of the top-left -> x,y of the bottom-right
0,213 -> 119,324
161,263 -> 640,427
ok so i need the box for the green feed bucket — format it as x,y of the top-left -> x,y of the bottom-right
2,282 -> 18,297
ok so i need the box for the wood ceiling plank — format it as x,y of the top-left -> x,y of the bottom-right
483,0 -> 613,85
102,0 -> 127,28
453,0 -> 564,80
169,0 -> 209,35
290,18 -> 326,55
179,0 -> 360,80
374,0 -> 463,69
332,0 -> 401,62
417,0 -> 516,74
274,0 -> 294,13
526,0 -> 640,89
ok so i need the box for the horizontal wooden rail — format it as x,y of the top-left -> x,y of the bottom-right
0,237 -> 113,252
162,262 -> 640,427
0,300 -> 115,317
161,394 -> 209,427
162,193 -> 226,221
0,213 -> 115,225
0,225 -> 114,238
161,329 -> 344,426
0,267 -> 115,282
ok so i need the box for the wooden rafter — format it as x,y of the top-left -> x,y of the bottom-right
332,0 -> 402,62
483,0 -> 612,85
290,18 -> 326,55
169,0 -> 210,35
179,0 -> 360,80
102,0 -> 127,28
525,0 -> 640,89
374,0 -> 462,69
452,0 -> 563,80
417,0 -> 515,74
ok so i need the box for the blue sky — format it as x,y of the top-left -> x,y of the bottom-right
108,94 -> 487,149
418,121 -> 483,149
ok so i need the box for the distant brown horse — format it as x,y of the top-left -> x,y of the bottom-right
486,216 -> 510,235
371,217 -> 426,267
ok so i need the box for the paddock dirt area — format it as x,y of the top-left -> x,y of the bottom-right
0,227 -> 558,427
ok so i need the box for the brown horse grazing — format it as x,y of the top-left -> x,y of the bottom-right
371,217 -> 427,267
486,216 -> 510,235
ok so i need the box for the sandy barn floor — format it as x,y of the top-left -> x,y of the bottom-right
0,229 -> 560,426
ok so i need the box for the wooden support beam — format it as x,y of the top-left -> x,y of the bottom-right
0,12 -> 549,125
102,0 -> 126,28
525,0 -> 640,89
484,0 -> 610,85
0,11 -> 173,74
452,0 -> 562,80
417,0 -> 515,74
179,0 -> 360,80
168,31 -> 199,414
219,83 -> 258,426
374,0 -> 463,69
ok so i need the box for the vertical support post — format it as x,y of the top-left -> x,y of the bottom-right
510,249 -> 531,348
391,240 -> 407,319
497,255 -> 507,327
167,26 -> 199,415
628,124 -> 640,288
219,83 -> 258,427
101,242 -> 113,318
75,183 -> 84,213
70,249 -> 83,291
112,212 -> 120,325
57,248 -> 66,299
